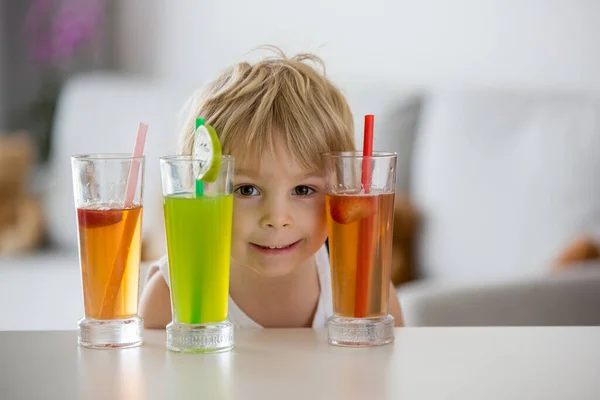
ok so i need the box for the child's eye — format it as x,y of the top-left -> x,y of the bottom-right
293,185 -> 315,196
235,185 -> 260,197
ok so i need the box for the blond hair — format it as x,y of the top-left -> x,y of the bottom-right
179,46 -> 355,171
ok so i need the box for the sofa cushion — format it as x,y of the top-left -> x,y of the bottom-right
398,263 -> 600,326
0,250 -> 153,331
0,251 -> 81,330
412,87 -> 600,281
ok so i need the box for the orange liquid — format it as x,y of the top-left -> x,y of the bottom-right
326,193 -> 394,318
77,206 -> 142,320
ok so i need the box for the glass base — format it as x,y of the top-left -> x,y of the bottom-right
327,314 -> 395,347
78,316 -> 143,349
167,320 -> 234,353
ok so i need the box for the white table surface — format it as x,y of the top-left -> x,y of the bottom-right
1,327 -> 599,399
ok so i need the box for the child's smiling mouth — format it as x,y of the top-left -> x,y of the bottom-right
251,240 -> 302,253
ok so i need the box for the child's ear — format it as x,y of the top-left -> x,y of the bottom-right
553,236 -> 600,272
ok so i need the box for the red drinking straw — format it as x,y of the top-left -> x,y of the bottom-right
354,115 -> 374,318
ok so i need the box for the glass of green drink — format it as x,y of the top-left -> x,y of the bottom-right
159,154 -> 235,353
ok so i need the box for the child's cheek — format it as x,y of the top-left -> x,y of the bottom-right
316,195 -> 327,223
309,197 -> 328,235
231,200 -> 250,237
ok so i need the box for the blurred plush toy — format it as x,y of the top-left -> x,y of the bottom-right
553,236 -> 600,272
391,195 -> 419,286
0,133 -> 44,256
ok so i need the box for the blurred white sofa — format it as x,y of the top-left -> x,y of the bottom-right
399,87 -> 600,326
2,73 -> 600,330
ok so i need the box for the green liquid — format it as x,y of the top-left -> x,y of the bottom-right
164,193 -> 233,324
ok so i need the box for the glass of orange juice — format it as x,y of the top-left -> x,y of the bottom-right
71,154 -> 145,349
324,151 -> 397,347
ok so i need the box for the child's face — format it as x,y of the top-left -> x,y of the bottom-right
231,141 -> 327,277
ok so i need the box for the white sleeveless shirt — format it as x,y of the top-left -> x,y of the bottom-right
146,245 -> 333,328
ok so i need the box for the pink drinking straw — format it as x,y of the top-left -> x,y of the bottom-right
99,122 -> 148,319
124,122 -> 148,207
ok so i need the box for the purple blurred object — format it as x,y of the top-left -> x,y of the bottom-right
24,0 -> 104,68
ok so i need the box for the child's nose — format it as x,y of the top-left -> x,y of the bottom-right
260,197 -> 293,228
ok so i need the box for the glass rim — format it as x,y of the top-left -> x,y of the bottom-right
322,151 -> 397,159
71,153 -> 145,161
159,154 -> 235,162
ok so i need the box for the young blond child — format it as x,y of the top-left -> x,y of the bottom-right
139,48 -> 403,329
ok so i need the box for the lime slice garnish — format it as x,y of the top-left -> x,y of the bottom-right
193,120 -> 221,183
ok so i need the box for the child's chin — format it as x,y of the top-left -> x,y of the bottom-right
251,262 -> 298,278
